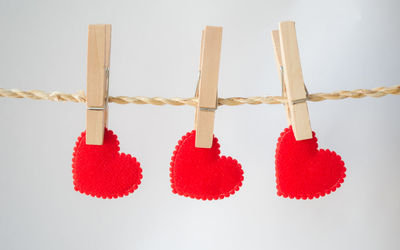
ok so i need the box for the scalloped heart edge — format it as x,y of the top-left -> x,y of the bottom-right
72,130 -> 142,199
275,127 -> 346,200
170,130 -> 243,201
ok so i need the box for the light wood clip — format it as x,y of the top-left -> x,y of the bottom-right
86,24 -> 112,145
271,21 -> 312,140
194,26 -> 223,148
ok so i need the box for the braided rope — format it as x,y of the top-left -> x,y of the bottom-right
0,85 -> 399,106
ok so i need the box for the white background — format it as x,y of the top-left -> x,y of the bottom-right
0,0 -> 399,249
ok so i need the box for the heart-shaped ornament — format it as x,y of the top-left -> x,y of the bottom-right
72,129 -> 142,199
275,126 -> 346,199
170,130 -> 244,200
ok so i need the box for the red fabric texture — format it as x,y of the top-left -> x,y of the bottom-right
275,126 -> 346,199
170,130 -> 244,200
72,129 -> 142,199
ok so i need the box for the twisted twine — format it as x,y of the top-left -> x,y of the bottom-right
0,85 -> 399,106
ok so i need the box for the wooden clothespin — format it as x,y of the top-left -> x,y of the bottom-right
194,26 -> 223,148
86,24 -> 112,145
271,21 -> 312,140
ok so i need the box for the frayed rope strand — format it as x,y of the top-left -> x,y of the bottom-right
0,85 -> 399,106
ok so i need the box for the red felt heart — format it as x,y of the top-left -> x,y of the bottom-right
170,130 -> 244,200
72,129 -> 142,199
275,126 -> 346,199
